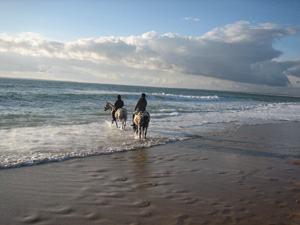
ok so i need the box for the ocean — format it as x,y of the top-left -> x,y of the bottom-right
1,77 -> 300,169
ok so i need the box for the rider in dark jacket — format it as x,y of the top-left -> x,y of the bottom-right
132,93 -> 147,126
134,93 -> 147,112
112,95 -> 124,121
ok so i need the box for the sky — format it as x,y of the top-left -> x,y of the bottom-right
0,0 -> 300,95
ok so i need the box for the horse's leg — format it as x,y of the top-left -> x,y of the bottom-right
139,125 -> 142,139
134,124 -> 138,136
111,111 -> 115,124
136,126 -> 139,138
144,126 -> 148,139
141,126 -> 144,139
123,118 -> 126,129
120,118 -> 124,129
115,119 -> 118,128
111,117 -> 114,125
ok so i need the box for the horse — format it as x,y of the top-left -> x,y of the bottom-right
104,102 -> 127,129
133,111 -> 150,139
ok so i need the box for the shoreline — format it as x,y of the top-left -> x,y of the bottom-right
1,121 -> 295,171
0,122 -> 300,224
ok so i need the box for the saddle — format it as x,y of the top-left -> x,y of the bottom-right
135,111 -> 143,116
135,111 -> 149,117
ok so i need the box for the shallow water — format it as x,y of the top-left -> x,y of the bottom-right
1,77 -> 300,168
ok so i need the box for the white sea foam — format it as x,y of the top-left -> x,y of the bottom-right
152,92 -> 221,101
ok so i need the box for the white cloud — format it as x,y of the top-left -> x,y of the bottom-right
183,17 -> 192,21
0,21 -> 299,88
183,17 -> 200,22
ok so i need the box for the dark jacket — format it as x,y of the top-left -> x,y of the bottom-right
114,99 -> 124,110
135,97 -> 147,112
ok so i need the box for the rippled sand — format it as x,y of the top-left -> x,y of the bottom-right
0,122 -> 300,224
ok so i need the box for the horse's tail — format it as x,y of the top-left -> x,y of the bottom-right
123,108 -> 128,120
141,112 -> 150,125
144,112 -> 150,120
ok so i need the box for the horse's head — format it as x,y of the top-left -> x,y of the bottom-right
104,102 -> 116,112
104,102 -> 109,111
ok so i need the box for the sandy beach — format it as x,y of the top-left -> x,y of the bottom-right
0,122 -> 300,225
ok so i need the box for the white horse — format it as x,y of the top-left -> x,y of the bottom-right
133,111 -> 150,139
104,102 -> 127,129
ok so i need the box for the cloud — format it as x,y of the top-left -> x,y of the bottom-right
183,17 -> 200,22
183,17 -> 192,21
0,21 -> 299,87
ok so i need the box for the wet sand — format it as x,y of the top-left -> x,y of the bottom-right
0,122 -> 300,224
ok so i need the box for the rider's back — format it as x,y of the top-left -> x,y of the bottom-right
114,99 -> 124,109
135,98 -> 147,112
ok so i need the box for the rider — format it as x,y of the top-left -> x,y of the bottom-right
132,93 -> 147,125
112,95 -> 124,122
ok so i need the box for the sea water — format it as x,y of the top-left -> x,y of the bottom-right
1,77 -> 300,169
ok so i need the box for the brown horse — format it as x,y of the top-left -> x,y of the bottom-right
104,102 -> 127,129
133,111 -> 150,139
